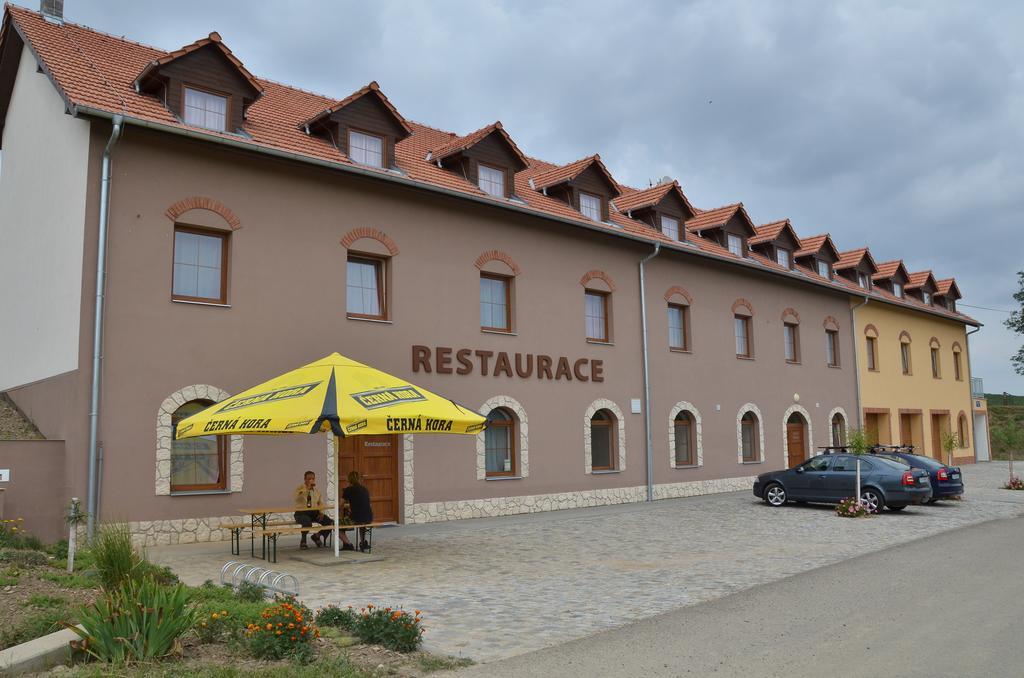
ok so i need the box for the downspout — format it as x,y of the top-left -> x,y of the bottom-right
86,115 -> 124,541
850,295 -> 870,428
639,242 -> 661,502
965,325 -> 982,458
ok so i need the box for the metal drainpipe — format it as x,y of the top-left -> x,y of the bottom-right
86,115 -> 124,541
850,295 -> 870,428
965,325 -> 982,455
639,242 -> 661,502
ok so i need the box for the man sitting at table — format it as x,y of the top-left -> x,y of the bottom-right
293,470 -> 334,549
342,470 -> 374,552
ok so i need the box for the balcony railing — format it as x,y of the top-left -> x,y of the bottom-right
971,377 -> 984,397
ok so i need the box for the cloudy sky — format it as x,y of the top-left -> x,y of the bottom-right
19,0 -> 1024,393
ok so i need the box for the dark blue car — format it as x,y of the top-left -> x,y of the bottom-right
753,453 -> 932,512
873,451 -> 964,503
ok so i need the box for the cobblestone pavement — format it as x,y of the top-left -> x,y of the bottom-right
149,462 -> 1024,662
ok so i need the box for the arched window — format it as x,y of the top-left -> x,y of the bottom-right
741,411 -> 760,462
957,413 -> 968,449
170,400 -> 227,492
674,411 -> 695,466
484,408 -> 516,477
831,412 -> 847,447
590,409 -> 617,471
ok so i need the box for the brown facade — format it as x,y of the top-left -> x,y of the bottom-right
9,125 -> 858,530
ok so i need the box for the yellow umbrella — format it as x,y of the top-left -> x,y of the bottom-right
174,352 -> 485,556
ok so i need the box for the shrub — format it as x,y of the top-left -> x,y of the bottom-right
91,523 -> 141,590
49,539 -> 69,560
836,497 -> 872,518
235,580 -> 266,602
245,600 -> 319,662
0,548 -> 49,567
70,578 -> 195,663
193,597 -> 267,639
194,608 -> 235,643
187,580 -> 238,604
352,604 -> 424,653
1004,475 -> 1024,490
316,604 -> 359,631
135,560 -> 180,586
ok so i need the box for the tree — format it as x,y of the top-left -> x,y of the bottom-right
1005,271 -> 1024,376
992,419 -> 1021,481
941,430 -> 960,467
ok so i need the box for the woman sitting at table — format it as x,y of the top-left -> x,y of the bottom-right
341,470 -> 373,552
293,470 -> 334,549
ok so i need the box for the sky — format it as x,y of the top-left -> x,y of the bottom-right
16,0 -> 1024,393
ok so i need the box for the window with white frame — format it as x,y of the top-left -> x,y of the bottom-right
579,192 -> 602,221
478,164 -> 505,198
817,260 -> 831,278
183,87 -> 228,132
922,291 -> 931,305
776,248 -> 792,269
727,234 -> 743,257
349,130 -> 384,167
660,215 -> 680,241
735,314 -> 752,358
668,303 -> 689,351
893,282 -> 903,298
858,272 -> 870,289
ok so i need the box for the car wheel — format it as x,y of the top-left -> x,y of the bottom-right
764,483 -> 787,507
887,505 -> 906,512
860,488 -> 885,513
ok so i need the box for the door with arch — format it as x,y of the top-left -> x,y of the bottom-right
786,412 -> 808,467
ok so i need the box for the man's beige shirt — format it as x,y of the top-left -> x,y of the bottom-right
294,484 -> 325,510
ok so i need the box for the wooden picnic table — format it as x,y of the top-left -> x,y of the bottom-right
233,505 -> 336,559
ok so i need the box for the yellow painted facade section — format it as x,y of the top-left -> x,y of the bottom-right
852,299 -> 975,463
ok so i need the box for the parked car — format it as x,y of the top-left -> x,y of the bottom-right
752,453 -> 932,512
872,451 -> 964,503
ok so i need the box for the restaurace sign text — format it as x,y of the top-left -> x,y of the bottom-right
412,345 -> 604,382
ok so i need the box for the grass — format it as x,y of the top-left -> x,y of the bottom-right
64,657 -> 372,677
0,574 -> 17,586
28,593 -> 69,610
39,570 -> 99,589
0,606 -> 72,650
989,404 -> 1024,460
419,654 -> 475,672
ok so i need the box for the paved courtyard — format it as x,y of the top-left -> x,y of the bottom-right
150,462 -> 1024,663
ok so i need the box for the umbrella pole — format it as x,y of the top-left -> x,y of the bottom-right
334,433 -> 340,558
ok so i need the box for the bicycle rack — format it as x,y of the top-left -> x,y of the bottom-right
219,560 -> 300,596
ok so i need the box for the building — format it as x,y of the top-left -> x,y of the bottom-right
0,4 -> 978,545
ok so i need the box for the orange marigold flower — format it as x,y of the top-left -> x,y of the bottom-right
266,623 -> 272,630
276,630 -> 282,635
367,604 -> 374,609
287,622 -> 295,629
291,636 -> 297,641
211,613 -> 219,619
221,610 -> 228,616
414,610 -> 421,615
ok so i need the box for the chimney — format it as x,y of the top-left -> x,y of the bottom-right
41,0 -> 64,24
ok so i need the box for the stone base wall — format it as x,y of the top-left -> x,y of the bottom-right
122,476 -> 755,543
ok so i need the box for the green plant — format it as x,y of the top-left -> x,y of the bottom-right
836,496 -> 872,518
38,570 -> 97,589
0,606 -> 72,650
194,608 -> 235,643
49,539 -> 69,560
315,604 -> 359,631
0,548 -> 49,567
91,522 -> 142,590
187,580 -> 238,604
941,430 -> 960,466
28,593 -> 68,610
0,518 -> 44,550
245,600 -> 318,662
0,574 -> 17,586
352,604 -> 424,653
419,654 -> 475,672
135,560 -> 180,586
70,578 -> 196,663
235,580 -> 266,602
192,597 -> 267,638
846,428 -> 870,455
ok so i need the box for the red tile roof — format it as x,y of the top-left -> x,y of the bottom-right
749,219 -> 800,247
795,233 -> 839,260
835,248 -> 878,273
530,154 -> 620,195
872,259 -> 908,281
429,120 -> 528,168
301,80 -> 412,135
906,270 -> 937,290
134,30 -> 262,95
613,180 -> 696,215
936,278 -> 962,299
1,4 -> 976,327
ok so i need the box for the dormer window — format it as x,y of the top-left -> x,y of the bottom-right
478,164 -> 505,198
922,291 -> 931,305
727,234 -> 744,257
817,260 -> 831,279
893,282 -> 903,298
858,272 -> 870,289
776,248 -> 792,269
946,298 -> 956,311
580,192 -> 602,221
661,215 -> 680,241
183,87 -> 228,132
349,130 -> 384,168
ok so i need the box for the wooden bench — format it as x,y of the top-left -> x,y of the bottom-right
222,521 -> 297,557
255,523 -> 386,563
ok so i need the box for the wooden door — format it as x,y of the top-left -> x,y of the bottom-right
900,415 -> 913,447
865,414 -> 880,445
931,415 -> 942,460
337,434 -> 399,523
787,423 -> 806,467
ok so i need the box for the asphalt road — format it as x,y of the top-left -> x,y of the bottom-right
456,516 -> 1024,678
